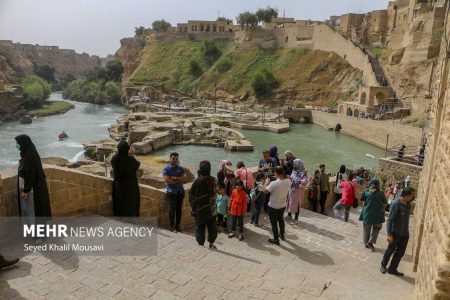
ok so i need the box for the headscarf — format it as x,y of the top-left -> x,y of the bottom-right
336,164 -> 346,186
117,140 -> 130,157
199,160 -> 211,177
15,134 -> 43,180
284,150 -> 293,156
269,145 -> 278,159
218,160 -> 232,172
368,178 -> 380,193
291,159 -> 307,188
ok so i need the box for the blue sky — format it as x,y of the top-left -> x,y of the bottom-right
0,0 -> 387,57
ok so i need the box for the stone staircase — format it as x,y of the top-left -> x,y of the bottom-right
0,209 -> 415,299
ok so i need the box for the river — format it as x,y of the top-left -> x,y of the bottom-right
0,93 -> 127,170
0,93 -> 384,173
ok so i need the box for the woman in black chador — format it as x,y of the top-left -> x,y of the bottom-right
111,140 -> 140,217
15,134 -> 52,224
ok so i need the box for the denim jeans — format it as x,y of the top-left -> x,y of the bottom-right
268,206 -> 285,241
333,200 -> 351,222
381,233 -> 409,272
251,195 -> 265,224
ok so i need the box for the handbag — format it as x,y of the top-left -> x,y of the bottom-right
350,183 -> 358,208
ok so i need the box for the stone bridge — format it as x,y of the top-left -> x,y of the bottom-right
283,109 -> 313,123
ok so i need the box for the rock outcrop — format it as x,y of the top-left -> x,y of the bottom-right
0,40 -> 100,83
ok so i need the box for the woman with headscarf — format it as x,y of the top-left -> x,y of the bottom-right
217,160 -> 234,196
287,159 -> 308,225
111,140 -> 141,217
269,145 -> 280,166
359,178 -> 388,251
14,134 -> 52,225
334,165 -> 347,203
189,160 -> 218,249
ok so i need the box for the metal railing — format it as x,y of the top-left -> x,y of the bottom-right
385,145 -> 425,166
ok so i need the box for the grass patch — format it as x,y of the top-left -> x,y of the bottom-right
28,101 -> 75,117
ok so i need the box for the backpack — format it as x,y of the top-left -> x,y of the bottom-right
250,183 -> 260,202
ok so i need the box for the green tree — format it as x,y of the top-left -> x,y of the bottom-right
21,75 -> 52,108
255,7 -> 278,23
35,65 -> 56,83
134,26 -> 145,36
236,11 -> 258,29
152,19 -> 171,32
105,59 -> 124,82
215,58 -> 232,72
104,81 -> 122,104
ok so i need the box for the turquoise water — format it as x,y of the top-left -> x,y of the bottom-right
0,93 -> 127,170
0,93 -> 384,174
153,123 -> 385,174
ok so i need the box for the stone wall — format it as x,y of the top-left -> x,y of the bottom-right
0,166 -> 196,229
377,157 -> 422,186
412,6 -> 450,298
310,110 -> 423,148
313,24 -> 379,86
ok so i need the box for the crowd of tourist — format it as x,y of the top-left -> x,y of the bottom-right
0,136 -> 416,278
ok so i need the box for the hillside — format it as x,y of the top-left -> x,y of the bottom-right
0,40 -> 100,85
121,38 -> 362,107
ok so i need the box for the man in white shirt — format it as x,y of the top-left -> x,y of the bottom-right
263,166 -> 292,245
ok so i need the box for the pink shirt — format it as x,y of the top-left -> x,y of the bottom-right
340,180 -> 357,206
235,168 -> 255,189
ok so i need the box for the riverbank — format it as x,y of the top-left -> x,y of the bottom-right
28,100 -> 75,118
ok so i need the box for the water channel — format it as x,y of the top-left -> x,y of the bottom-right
0,93 -> 384,173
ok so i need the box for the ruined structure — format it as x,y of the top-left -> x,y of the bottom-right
176,20 -> 239,33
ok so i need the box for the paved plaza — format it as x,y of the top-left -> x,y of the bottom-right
0,209 -> 415,299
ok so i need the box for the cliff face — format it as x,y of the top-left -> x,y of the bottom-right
0,40 -> 101,83
114,37 -> 145,85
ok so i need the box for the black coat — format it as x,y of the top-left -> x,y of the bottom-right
111,141 -> 141,217
189,175 -> 216,225
15,134 -> 52,218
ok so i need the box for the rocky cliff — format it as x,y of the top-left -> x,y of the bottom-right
0,40 -> 101,83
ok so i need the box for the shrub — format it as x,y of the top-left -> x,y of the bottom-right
251,69 -> 279,98
21,75 -> 52,108
203,40 -> 221,65
189,60 -> 203,78
215,58 -> 232,73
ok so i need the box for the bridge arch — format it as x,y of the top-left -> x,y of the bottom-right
346,107 -> 353,116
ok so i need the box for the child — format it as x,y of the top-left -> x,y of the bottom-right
250,173 -> 266,227
228,180 -> 247,241
216,186 -> 230,232
308,170 -> 321,213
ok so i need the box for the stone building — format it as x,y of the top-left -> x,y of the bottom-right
176,20 -> 237,33
358,10 -> 389,45
338,86 -> 390,117
339,13 -> 365,38
262,17 -> 296,29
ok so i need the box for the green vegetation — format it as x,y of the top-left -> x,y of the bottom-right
128,38 -> 357,104
34,65 -> 55,83
63,59 -> 123,105
152,19 -> 171,32
135,26 -> 145,36
403,117 -> 428,128
128,38 -> 233,92
255,7 -> 278,23
189,60 -> 203,78
28,101 -> 74,117
21,75 -> 52,108
236,6 -> 277,28
251,69 -> 279,98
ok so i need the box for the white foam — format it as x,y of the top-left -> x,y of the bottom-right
70,150 -> 85,162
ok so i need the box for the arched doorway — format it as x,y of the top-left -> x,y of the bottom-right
375,92 -> 385,105
360,92 -> 367,105
354,108 -> 359,117
346,107 -> 353,116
